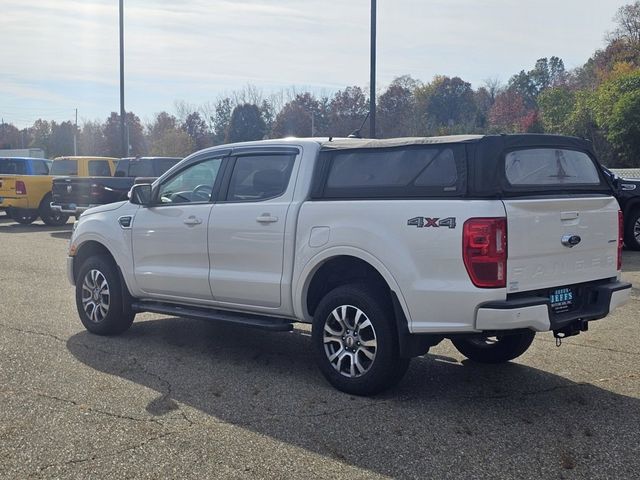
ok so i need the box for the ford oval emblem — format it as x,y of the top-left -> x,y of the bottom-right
561,234 -> 581,248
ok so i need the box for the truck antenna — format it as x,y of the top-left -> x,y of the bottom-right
348,112 -> 371,139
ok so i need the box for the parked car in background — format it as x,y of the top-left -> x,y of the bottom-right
0,156 -> 117,225
50,156 -> 118,177
0,157 -> 61,224
51,157 -> 180,216
602,166 -> 640,250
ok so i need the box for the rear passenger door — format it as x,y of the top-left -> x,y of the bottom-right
209,148 -> 299,309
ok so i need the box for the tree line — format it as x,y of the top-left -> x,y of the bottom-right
1,2 -> 639,166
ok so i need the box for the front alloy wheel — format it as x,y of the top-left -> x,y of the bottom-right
75,255 -> 135,335
323,305 -> 378,378
81,269 -> 111,323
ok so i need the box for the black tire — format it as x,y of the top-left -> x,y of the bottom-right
75,255 -> 135,335
312,284 -> 410,396
623,209 -> 640,251
452,331 -> 536,364
39,193 -> 69,226
8,208 -> 37,224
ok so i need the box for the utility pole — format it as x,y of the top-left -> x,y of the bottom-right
369,0 -> 377,139
73,108 -> 78,155
119,0 -> 127,157
126,123 -> 130,156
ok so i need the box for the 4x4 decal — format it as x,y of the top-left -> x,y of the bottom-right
407,217 -> 457,229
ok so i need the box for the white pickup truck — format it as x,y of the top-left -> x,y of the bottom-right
67,135 -> 631,395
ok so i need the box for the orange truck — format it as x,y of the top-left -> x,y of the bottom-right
0,156 -> 117,225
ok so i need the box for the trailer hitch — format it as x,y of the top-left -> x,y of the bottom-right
553,319 -> 589,347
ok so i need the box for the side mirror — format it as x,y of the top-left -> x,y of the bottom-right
129,184 -> 153,205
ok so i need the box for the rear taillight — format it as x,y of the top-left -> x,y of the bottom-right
463,217 -> 507,288
618,210 -> 623,271
15,180 -> 26,195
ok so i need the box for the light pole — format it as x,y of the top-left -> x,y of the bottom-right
73,108 -> 78,155
119,0 -> 127,157
369,0 -> 376,138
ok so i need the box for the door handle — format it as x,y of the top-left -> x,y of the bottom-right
183,216 -> 203,226
256,214 -> 278,224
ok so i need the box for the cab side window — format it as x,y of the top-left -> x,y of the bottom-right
157,158 -> 222,204
32,160 -> 50,175
0,159 -> 26,175
226,154 -> 295,202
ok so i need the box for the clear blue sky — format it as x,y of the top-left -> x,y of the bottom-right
0,0 -> 630,128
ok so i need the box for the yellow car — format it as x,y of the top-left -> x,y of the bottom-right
0,156 -> 117,225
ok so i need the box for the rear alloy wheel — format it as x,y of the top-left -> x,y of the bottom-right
76,255 -> 135,335
39,194 -> 69,226
8,208 -> 38,224
312,284 -> 409,396
623,209 -> 640,251
452,331 -> 536,364
323,304 -> 378,378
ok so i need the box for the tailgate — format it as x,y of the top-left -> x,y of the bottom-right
504,196 -> 619,293
52,177 -> 91,204
0,176 -> 17,200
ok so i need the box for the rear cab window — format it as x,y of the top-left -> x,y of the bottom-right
115,158 -> 180,177
88,160 -> 113,176
128,159 -> 154,177
51,159 -> 78,176
114,160 -> 129,177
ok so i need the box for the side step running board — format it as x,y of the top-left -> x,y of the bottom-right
131,302 -> 294,332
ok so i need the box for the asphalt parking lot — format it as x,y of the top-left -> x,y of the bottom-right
0,212 -> 638,479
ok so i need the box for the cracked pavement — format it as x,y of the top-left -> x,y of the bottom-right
0,212 -> 639,479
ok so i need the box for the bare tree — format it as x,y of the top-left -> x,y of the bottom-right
232,84 -> 264,107
482,78 -> 504,104
174,100 -> 197,124
608,1 -> 640,45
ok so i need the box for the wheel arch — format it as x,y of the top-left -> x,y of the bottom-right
73,240 -> 133,297
37,190 -> 53,210
295,247 -> 411,326
623,197 -> 640,218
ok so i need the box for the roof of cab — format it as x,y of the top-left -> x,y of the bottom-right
53,156 -> 118,161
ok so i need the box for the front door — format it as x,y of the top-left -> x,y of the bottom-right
209,151 -> 298,308
132,157 -> 224,300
